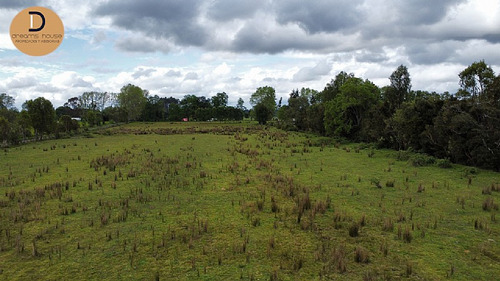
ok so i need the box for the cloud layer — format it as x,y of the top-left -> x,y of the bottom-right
0,0 -> 499,109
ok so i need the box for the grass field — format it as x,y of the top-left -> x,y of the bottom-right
0,122 -> 498,280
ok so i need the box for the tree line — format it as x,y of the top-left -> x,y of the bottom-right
0,85 -> 248,145
266,61 -> 499,171
1,60 -> 499,170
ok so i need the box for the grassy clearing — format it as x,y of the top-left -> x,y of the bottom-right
0,122 -> 498,280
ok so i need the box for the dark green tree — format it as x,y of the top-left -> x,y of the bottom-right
483,75 -> 500,106
211,92 -> 228,108
324,77 -> 380,137
0,116 -> 10,144
321,72 -> 354,102
254,103 -> 273,125
384,65 -> 412,113
24,97 -> 55,140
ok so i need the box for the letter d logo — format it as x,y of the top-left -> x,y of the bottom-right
10,6 -> 64,56
29,11 -> 45,32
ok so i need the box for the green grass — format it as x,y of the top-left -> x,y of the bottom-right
0,122 -> 499,280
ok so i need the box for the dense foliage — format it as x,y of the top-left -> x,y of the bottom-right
277,61 -> 500,171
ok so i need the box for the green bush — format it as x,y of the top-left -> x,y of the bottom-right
409,154 -> 435,167
436,158 -> 452,168
397,150 -> 412,161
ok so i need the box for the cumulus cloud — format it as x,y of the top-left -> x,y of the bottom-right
293,60 -> 332,82
132,68 -> 156,79
1,0 -> 500,108
184,72 -> 199,81
87,0 -> 500,64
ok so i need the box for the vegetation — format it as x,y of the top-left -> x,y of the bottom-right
1,60 -> 499,170
0,122 -> 498,280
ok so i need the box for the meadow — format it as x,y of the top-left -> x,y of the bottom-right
0,122 -> 498,280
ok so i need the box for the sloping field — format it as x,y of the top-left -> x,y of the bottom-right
0,122 -> 498,280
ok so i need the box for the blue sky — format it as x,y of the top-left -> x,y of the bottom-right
1,0 -> 500,109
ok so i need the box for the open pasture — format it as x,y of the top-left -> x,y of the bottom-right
0,122 -> 498,280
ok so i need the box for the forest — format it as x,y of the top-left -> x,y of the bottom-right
1,61 -> 499,170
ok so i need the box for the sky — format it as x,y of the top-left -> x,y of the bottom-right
1,0 -> 500,109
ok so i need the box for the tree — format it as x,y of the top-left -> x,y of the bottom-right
254,103 -> 273,125
180,95 -> 201,120
484,75 -> 500,106
80,92 -> 110,111
167,103 -> 183,121
117,84 -> 148,122
17,110 -> 32,142
321,72 -> 355,102
250,86 -> 276,117
58,115 -> 79,133
24,97 -> 55,140
386,97 -> 443,151
385,65 -> 412,113
0,93 -> 15,110
237,98 -> 246,111
211,92 -> 228,108
83,110 -> 102,127
287,88 -> 314,131
142,95 -> 166,122
458,60 -> 495,100
64,97 -> 80,110
0,116 -> 10,144
324,77 -> 379,137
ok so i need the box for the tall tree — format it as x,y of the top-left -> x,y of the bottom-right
237,98 -> 246,111
288,88 -> 315,130
458,60 -> 495,100
24,97 -> 55,140
0,93 -> 15,110
385,65 -> 412,113
117,84 -> 148,122
250,86 -> 276,121
80,92 -> 110,111
321,71 -> 355,102
484,75 -> 500,106
324,77 -> 379,137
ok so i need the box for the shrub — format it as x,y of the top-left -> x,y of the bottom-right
409,154 -> 435,167
436,158 -> 452,168
396,150 -> 412,161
